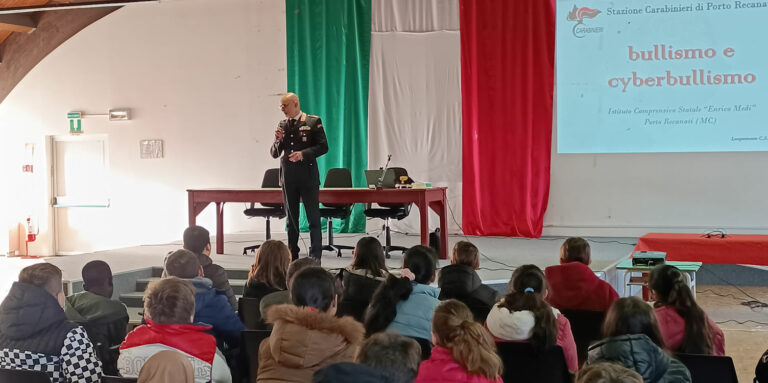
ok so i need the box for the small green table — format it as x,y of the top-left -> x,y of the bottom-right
615,257 -> 702,299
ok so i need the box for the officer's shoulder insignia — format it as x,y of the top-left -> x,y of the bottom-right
300,126 -> 311,131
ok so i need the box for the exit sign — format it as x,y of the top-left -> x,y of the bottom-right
67,112 -> 82,119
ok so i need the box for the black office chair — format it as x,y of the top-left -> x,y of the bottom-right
243,168 -> 286,255
241,329 -> 273,383
0,368 -> 51,383
319,168 -> 355,257
101,376 -> 138,383
559,309 -> 605,366
495,342 -> 573,383
676,353 -> 738,383
363,167 -> 411,258
238,297 -> 266,330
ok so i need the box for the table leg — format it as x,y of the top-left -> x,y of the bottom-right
417,198 -> 429,249
428,199 -> 449,260
188,193 -> 196,227
216,202 -> 225,254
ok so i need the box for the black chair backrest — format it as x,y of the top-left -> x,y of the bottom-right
242,329 -> 273,382
378,167 -> 410,209
0,368 -> 51,383
239,297 -> 266,330
259,168 -> 282,208
101,376 -> 138,383
676,353 -> 738,383
408,336 -> 433,361
324,168 -> 352,188
496,342 -> 572,383
559,309 -> 605,366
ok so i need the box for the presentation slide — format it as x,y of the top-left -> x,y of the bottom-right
556,0 -> 768,153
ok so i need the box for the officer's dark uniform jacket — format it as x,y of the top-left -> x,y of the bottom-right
270,112 -> 328,185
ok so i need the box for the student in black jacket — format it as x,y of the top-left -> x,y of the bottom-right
437,241 -> 497,322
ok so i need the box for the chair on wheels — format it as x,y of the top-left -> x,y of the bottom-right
363,167 -> 411,258
675,353 -> 738,383
319,168 -> 355,257
495,342 -> 573,383
559,309 -> 605,366
243,168 -> 286,255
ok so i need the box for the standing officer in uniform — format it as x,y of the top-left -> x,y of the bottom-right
271,92 -> 328,261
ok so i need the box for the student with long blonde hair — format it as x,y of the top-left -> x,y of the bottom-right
414,300 -> 503,383
243,240 -> 291,300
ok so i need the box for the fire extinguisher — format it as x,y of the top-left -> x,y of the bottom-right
26,217 -> 37,242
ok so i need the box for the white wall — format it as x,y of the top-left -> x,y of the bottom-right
544,101 -> 768,237
0,0 -> 287,255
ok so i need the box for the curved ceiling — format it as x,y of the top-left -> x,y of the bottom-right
0,0 -> 156,103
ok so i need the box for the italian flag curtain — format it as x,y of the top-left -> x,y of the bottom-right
287,0 -> 555,238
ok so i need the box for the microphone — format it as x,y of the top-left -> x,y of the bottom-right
376,154 -> 392,189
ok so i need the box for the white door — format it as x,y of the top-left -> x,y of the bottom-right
51,135 -> 110,255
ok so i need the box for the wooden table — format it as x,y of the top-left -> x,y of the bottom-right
634,233 -> 768,265
187,187 -> 449,259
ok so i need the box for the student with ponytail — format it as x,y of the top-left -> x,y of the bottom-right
485,264 -> 579,372
650,264 -> 725,355
415,300 -> 503,383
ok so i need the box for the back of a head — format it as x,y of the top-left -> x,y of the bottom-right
562,237 -> 591,265
287,257 -> 319,288
602,297 -> 665,348
248,240 -> 291,290
403,245 -> 437,284
650,264 -> 712,354
182,225 -> 210,254
352,237 -> 386,278
500,264 -> 556,352
576,362 -> 643,383
137,349 -> 194,383
357,332 -> 421,383
164,249 -> 201,279
19,263 -> 63,298
144,277 -> 196,325
290,267 -> 335,311
432,300 -> 502,379
82,260 -> 113,297
451,241 -> 479,269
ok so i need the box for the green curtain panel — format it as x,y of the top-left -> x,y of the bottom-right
285,0 -> 371,233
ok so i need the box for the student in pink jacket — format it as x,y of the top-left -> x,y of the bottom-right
485,264 -> 579,373
650,265 -> 725,356
415,300 -> 503,383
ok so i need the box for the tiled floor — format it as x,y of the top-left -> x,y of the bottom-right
697,285 -> 768,382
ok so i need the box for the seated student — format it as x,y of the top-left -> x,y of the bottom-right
337,237 -> 389,321
64,260 -> 129,375
576,362 -> 643,383
183,225 -> 237,310
438,241 -> 497,321
137,350 -> 195,383
356,332 -> 422,383
415,300 -> 503,383
164,249 -> 245,346
364,246 -> 441,342
650,264 -> 725,356
243,240 -> 291,300
544,237 -> 618,312
756,348 -> 768,383
485,264 -> 579,373
259,257 -> 318,319
258,267 -> 364,382
587,297 -> 691,383
0,263 -> 102,383
118,277 -> 231,383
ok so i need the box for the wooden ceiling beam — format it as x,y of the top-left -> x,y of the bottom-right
0,14 -> 36,32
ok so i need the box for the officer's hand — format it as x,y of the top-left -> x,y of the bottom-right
275,127 -> 284,141
289,151 -> 303,162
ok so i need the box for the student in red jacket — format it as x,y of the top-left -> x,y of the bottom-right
415,300 -> 502,383
650,265 -> 725,356
545,237 -> 618,312
486,265 -> 579,373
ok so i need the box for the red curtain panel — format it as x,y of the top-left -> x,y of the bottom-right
460,0 -> 555,237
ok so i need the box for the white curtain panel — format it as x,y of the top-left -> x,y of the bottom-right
367,29 -> 462,235
372,0 -> 459,32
